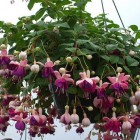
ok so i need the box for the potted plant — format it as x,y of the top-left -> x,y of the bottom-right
0,0 -> 140,139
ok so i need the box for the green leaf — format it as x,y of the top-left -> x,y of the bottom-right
28,0 -> 36,10
65,47 -> 77,53
76,39 -> 89,45
28,0 -> 43,10
35,8 -> 46,20
123,66 -> 131,74
53,22 -> 70,28
0,21 -> 3,27
126,56 -> 139,66
100,55 -> 110,62
107,23 -> 119,28
136,32 -> 140,39
109,55 -> 119,64
88,41 -> 101,51
67,86 -> 77,94
105,44 -> 118,52
129,25 -> 138,31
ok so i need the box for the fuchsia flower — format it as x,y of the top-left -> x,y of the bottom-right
29,108 -> 47,127
11,113 -> 26,131
2,94 -> 15,106
108,73 -> 130,97
54,71 -> 74,93
9,60 -> 29,79
38,107 -> 47,126
103,112 -> 121,133
29,126 -> 39,137
0,49 -> 13,68
40,124 -> 55,135
76,70 -> 99,93
93,80 -> 114,114
119,115 -> 134,129
29,109 -> 40,126
41,58 -> 55,78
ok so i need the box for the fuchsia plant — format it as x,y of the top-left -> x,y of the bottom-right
0,44 -> 139,139
1,0 -> 140,139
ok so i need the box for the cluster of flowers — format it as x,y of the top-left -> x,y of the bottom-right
0,43 -> 140,139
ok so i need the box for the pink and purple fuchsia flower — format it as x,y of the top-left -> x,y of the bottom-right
0,49 -> 13,68
76,70 -> 99,98
42,58 -> 55,79
54,71 -> 74,94
93,80 -> 114,114
9,60 -> 29,80
108,73 -> 130,98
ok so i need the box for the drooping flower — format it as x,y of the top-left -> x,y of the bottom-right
28,126 -> 39,137
2,94 -> 15,106
103,111 -> 121,133
54,71 -> 74,93
38,107 -> 47,126
0,48 -> 13,68
40,125 -> 55,135
11,113 -> 26,131
76,70 -> 99,93
108,73 -> 130,97
29,110 -> 40,126
94,80 -> 114,113
9,59 -> 29,79
93,96 -> 114,114
42,58 -> 55,78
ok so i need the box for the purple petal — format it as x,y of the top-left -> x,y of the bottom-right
42,67 -> 54,78
15,121 -> 25,131
12,66 -> 26,78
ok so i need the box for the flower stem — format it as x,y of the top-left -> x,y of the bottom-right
40,39 -> 49,57
77,57 -> 85,71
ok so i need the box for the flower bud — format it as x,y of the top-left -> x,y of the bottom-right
116,67 -> 122,73
91,71 -> 95,75
82,113 -> 90,127
135,88 -> 140,102
129,50 -> 135,56
34,47 -> 40,52
86,55 -> 92,60
136,75 -> 140,79
0,44 -> 7,49
59,67 -> 66,74
19,51 -> 27,60
15,106 -> 23,113
31,64 -> 40,73
14,50 -> 20,55
53,27 -> 59,34
122,121 -> 131,130
65,105 -> 69,110
116,98 -> 121,103
87,106 -> 93,111
71,109 -> 79,124
66,57 -> 72,62
54,60 -> 60,65
112,107 -> 116,112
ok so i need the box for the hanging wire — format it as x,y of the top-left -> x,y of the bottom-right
112,0 -> 125,29
100,0 -> 108,31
